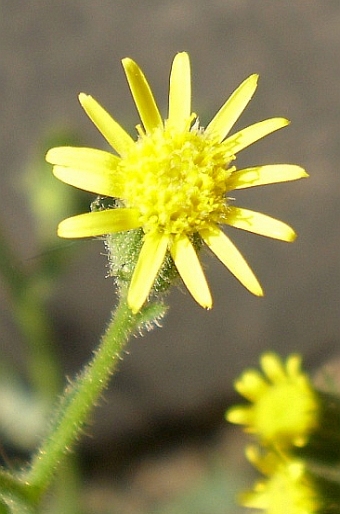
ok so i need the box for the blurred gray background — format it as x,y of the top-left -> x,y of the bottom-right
0,0 -> 339,491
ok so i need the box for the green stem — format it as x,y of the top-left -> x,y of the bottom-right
23,297 -> 166,495
0,469 -> 36,512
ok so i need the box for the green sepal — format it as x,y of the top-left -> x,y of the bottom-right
100,199 -> 205,302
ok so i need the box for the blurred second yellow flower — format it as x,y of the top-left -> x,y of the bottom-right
226,353 -> 318,449
47,52 -> 307,313
241,446 -> 340,514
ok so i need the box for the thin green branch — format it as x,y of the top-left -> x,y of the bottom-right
23,298 -> 166,495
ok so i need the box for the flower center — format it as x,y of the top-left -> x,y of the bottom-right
119,122 -> 235,236
253,380 -> 318,447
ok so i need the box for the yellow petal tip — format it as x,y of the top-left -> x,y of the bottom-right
252,283 -> 264,297
45,148 -> 53,163
300,169 -> 309,178
78,92 -> 89,105
278,117 -> 290,128
121,57 -> 133,69
202,300 -> 213,310
173,51 -> 190,62
288,231 -> 297,242
56,225 -> 69,239
249,73 -> 259,84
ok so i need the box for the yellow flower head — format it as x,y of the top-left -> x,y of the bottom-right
226,353 -> 318,449
241,446 -> 325,514
46,53 -> 308,313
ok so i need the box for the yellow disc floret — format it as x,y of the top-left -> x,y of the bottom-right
120,121 -> 234,237
251,378 -> 317,447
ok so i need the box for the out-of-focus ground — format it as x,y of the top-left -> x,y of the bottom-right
1,2 -> 340,512
79,427 -> 250,514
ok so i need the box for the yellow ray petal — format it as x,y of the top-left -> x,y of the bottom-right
260,353 -> 286,382
53,165 -> 123,198
128,233 -> 169,313
167,52 -> 191,131
286,354 -> 303,377
200,226 -> 263,296
224,207 -> 296,242
46,146 -> 119,169
233,370 -> 269,401
58,209 -> 141,238
223,117 -> 290,155
47,147 -> 122,196
79,93 -> 134,157
205,74 -> 258,143
226,164 -> 308,191
122,58 -> 163,134
170,235 -> 212,309
226,407 -> 253,426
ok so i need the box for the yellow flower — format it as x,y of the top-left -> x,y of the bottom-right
226,353 -> 318,449
46,52 -> 308,313
240,446 -> 340,514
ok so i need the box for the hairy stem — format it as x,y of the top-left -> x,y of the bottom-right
23,297 -> 166,495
